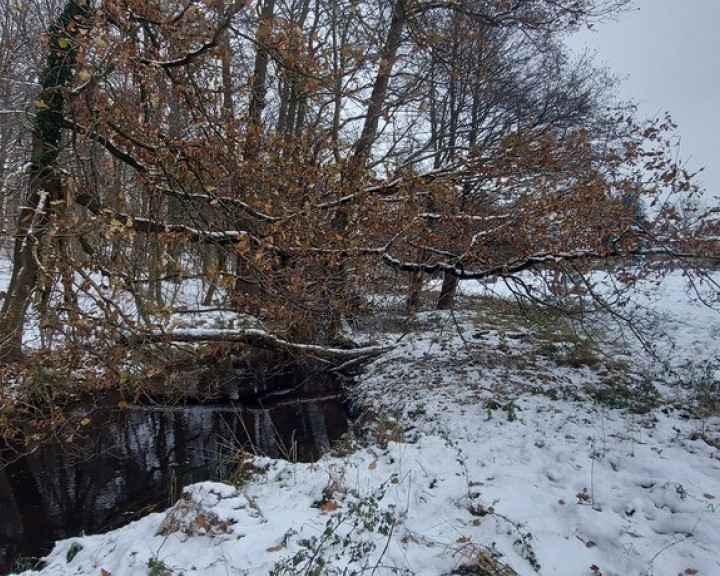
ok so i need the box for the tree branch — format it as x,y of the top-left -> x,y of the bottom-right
133,328 -> 394,362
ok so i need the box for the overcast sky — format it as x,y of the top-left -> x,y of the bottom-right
567,0 -> 720,202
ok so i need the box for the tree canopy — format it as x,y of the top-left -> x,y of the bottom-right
0,0 -> 715,376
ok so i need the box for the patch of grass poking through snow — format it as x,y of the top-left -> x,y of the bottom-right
471,296 -> 581,339
12,555 -> 46,573
146,555 -> 172,576
484,397 -> 519,422
467,295 -> 611,369
586,374 -> 662,414
462,294 -> 668,413
684,360 -> 720,417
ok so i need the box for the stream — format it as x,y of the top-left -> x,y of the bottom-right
0,391 -> 350,574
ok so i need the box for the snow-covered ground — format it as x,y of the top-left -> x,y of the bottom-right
10,272 -> 720,576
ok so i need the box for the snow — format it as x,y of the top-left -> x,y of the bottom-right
9,271 -> 720,576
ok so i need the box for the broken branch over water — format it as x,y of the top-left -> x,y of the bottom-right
133,328 -> 393,365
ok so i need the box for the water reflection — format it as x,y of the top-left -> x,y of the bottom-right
0,394 -> 349,574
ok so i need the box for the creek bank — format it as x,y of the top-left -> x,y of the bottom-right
0,362 -> 352,575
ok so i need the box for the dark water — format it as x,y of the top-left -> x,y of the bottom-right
0,394 -> 349,574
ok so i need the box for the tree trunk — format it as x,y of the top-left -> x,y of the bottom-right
351,0 -> 407,166
0,0 -> 92,361
437,274 -> 458,310
325,0 -> 408,339
244,0 -> 276,160
435,15 -> 463,311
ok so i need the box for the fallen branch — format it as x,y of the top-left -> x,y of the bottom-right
133,328 -> 394,363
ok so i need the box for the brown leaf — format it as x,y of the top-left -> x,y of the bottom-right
319,500 -> 340,512
195,514 -> 209,531
703,493 -> 715,500
101,570 -> 112,576
266,545 -> 282,553
368,460 -> 377,470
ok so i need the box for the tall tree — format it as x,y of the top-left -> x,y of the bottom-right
0,0 -> 92,360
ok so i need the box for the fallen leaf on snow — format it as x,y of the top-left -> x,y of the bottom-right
319,500 -> 340,512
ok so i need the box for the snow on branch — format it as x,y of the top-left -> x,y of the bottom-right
74,193 -> 288,254
134,328 -> 394,363
159,188 -> 282,223
383,242 -> 707,280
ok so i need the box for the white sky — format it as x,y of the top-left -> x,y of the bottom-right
567,0 -> 720,202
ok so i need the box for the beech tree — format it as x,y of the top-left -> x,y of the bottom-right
0,0 -> 715,373
0,1 -> 63,228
